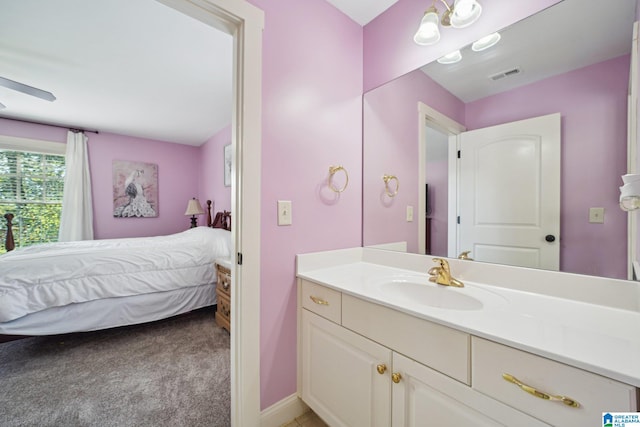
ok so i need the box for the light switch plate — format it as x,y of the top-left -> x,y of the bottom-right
278,200 -> 292,226
406,205 -> 414,222
589,207 -> 604,224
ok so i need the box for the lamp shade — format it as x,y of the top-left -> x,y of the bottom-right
620,175 -> 640,211
450,0 -> 482,28
414,7 -> 441,45
184,198 -> 205,216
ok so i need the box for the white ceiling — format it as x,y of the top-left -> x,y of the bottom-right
325,0 -> 399,25
0,0 -> 232,146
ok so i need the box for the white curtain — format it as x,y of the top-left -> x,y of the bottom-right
58,131 -> 94,241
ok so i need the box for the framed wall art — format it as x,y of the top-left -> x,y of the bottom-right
112,160 -> 158,218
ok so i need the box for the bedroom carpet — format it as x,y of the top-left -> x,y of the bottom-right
0,306 -> 230,427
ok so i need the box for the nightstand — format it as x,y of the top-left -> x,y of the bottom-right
214,257 -> 232,332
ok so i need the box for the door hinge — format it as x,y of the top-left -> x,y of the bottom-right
237,252 -> 243,265
457,216 -> 460,224
457,150 -> 461,159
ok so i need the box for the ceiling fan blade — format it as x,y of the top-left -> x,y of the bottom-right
0,76 -> 56,102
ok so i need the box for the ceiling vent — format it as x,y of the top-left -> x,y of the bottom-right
489,67 -> 521,81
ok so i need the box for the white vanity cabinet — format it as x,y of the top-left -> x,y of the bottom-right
301,309 -> 392,427
298,279 -> 550,427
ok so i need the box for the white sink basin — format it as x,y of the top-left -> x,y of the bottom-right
370,275 -> 506,311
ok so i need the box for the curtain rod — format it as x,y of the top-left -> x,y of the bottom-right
0,116 -> 100,134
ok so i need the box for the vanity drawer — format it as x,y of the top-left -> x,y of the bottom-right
342,294 -> 470,385
471,337 -> 638,427
301,280 -> 342,324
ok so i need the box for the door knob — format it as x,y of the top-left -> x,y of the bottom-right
545,235 -> 556,242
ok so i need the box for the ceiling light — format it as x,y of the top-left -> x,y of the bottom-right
414,6 -> 441,45
437,50 -> 462,64
414,0 -> 482,46
472,32 -> 501,51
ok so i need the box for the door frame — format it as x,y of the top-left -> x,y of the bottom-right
417,102 -> 465,255
156,0 -> 263,424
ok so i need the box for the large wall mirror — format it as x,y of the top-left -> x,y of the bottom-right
363,0 -> 637,280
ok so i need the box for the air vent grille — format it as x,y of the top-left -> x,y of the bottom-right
490,67 -> 521,81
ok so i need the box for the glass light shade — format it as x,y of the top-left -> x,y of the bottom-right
414,9 -> 441,45
450,0 -> 482,28
472,32 -> 501,52
437,50 -> 462,64
184,198 -> 205,216
620,196 -> 640,211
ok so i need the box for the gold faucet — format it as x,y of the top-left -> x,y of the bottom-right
428,258 -> 464,287
458,251 -> 473,261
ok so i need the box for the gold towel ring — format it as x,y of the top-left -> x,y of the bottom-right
328,165 -> 349,193
383,174 -> 399,197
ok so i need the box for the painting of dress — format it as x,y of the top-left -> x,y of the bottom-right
112,160 -> 158,218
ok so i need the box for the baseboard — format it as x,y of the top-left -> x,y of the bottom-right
260,393 -> 309,427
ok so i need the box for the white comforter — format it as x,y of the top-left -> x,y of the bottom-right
0,227 -> 231,323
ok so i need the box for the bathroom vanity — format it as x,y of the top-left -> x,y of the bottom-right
296,248 -> 640,427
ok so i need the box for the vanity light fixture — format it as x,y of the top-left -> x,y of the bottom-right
437,50 -> 462,64
619,174 -> 640,211
414,0 -> 482,46
472,32 -> 501,52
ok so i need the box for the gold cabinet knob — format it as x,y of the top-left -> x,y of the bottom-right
376,364 -> 387,375
391,372 -> 402,383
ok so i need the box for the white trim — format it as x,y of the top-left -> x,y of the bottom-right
155,1 -> 263,425
627,21 -> 639,280
417,102 -> 465,255
260,394 -> 309,427
0,135 -> 65,155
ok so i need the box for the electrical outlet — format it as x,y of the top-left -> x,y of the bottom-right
589,207 -> 604,224
406,205 -> 414,222
278,200 -> 292,226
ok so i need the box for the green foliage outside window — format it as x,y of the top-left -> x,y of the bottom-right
0,150 -> 65,254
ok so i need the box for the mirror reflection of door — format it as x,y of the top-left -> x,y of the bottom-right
458,113 -> 561,270
425,126 -> 449,257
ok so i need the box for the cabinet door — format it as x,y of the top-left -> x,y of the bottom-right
301,309 -> 392,427
392,353 -> 549,427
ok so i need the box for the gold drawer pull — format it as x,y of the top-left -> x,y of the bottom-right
391,373 -> 402,384
309,295 -> 329,306
376,364 -> 387,375
502,373 -> 580,408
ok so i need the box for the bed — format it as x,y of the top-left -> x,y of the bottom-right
0,203 -> 231,337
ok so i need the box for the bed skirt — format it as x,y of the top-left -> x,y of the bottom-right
0,284 -> 216,336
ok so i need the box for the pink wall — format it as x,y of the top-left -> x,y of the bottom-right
363,69 -> 464,252
466,55 -> 629,279
0,118 -> 201,239
199,125 -> 231,216
246,0 -> 363,409
363,0 -> 562,91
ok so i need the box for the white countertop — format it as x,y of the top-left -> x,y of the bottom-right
297,255 -> 640,388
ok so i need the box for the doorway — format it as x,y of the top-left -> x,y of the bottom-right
156,0 -> 263,424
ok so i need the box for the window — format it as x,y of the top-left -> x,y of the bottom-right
0,137 -> 66,253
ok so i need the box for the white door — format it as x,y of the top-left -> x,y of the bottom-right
301,310 -> 392,427
458,113 -> 560,270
